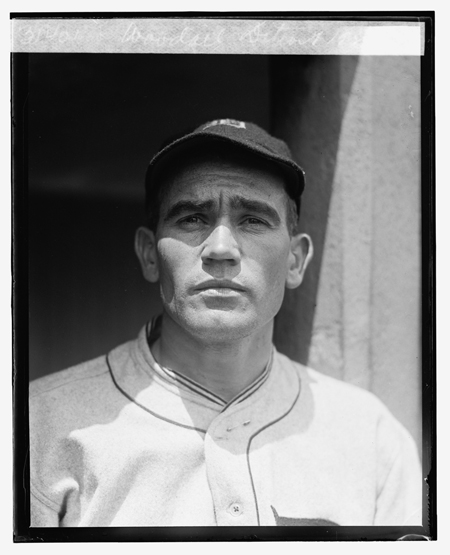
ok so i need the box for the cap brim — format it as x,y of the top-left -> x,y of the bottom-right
146,132 -> 305,213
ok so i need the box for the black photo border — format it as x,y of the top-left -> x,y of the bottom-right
11,11 -> 436,542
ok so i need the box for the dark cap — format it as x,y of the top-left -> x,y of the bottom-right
145,118 -> 306,214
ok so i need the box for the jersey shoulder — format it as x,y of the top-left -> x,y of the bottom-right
28,337 -> 139,429
30,353 -> 110,399
274,349 -> 400,422
274,350 -> 418,461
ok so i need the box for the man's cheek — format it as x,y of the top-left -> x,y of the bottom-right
157,257 -> 177,303
158,253 -> 192,304
255,252 -> 288,290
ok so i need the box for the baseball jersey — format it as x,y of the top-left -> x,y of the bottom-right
29,323 -> 422,527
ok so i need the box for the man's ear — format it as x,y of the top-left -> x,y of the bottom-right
135,227 -> 159,283
285,233 -> 313,290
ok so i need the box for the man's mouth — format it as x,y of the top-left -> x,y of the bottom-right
193,280 -> 247,299
195,279 -> 246,293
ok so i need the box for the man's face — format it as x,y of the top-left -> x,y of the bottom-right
152,156 -> 298,343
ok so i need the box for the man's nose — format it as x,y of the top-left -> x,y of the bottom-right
201,224 -> 241,264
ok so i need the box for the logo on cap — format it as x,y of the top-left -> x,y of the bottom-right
203,119 -> 246,130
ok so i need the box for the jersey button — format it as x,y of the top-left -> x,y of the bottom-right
228,503 -> 243,516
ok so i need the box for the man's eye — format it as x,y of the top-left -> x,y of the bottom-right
243,217 -> 268,227
178,215 -> 206,226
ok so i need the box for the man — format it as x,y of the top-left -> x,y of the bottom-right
29,119 -> 422,527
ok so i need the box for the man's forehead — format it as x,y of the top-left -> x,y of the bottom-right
164,160 -> 287,204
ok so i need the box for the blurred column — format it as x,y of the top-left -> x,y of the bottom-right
272,56 -> 421,447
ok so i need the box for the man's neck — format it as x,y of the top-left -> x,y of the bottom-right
150,314 -> 274,403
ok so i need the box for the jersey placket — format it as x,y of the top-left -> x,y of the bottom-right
203,362 -> 301,526
204,408 -> 260,525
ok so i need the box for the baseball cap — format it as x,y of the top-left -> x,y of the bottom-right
145,118 -> 306,214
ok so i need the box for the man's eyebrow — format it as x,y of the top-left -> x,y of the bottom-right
230,196 -> 282,224
163,200 -> 215,222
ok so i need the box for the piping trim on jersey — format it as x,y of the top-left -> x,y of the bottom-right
145,318 -> 273,409
106,354 -> 207,435
146,316 -> 162,347
30,488 -> 60,513
246,372 -> 302,526
223,351 -> 273,410
158,363 -> 227,405
145,318 -> 226,406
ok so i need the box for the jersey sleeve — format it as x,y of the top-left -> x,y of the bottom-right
30,486 -> 60,527
374,410 -> 423,526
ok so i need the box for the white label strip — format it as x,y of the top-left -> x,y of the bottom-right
11,18 -> 425,56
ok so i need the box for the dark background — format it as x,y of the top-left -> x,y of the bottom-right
28,53 -> 272,379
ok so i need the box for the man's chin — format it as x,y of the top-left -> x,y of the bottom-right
183,310 -> 257,342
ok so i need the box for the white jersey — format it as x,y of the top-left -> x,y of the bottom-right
29,324 -> 422,527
